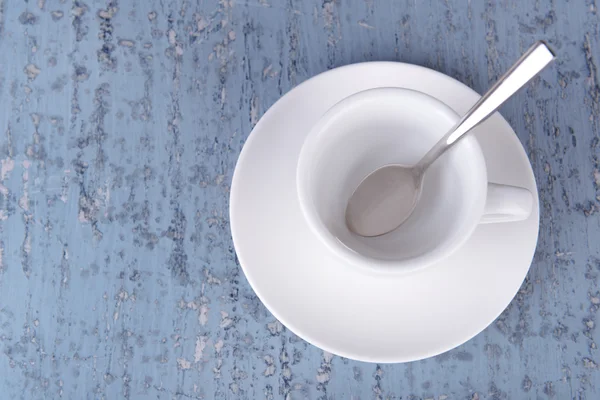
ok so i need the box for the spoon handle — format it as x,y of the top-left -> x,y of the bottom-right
415,41 -> 555,173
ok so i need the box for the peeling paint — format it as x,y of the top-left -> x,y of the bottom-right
23,63 -> 41,80
194,336 -> 208,362
177,357 -> 192,370
0,158 -> 14,180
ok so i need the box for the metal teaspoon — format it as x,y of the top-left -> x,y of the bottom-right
345,41 -> 555,237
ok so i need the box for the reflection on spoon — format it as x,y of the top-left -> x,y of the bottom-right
345,165 -> 420,237
345,41 -> 555,237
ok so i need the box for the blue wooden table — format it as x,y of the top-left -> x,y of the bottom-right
0,1 -> 598,398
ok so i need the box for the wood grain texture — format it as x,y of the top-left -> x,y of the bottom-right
0,0 -> 598,399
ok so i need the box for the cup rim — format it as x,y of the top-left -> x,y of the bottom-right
296,87 -> 487,275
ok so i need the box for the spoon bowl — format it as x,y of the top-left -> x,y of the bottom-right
345,164 -> 421,237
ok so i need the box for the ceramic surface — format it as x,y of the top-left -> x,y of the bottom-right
230,62 -> 540,362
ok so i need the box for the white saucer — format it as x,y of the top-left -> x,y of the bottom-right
230,62 -> 539,363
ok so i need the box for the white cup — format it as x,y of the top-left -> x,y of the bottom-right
296,88 -> 533,273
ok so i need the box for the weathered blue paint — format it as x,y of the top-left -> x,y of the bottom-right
0,0 -> 598,399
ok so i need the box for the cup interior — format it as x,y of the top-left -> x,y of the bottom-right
296,88 -> 488,272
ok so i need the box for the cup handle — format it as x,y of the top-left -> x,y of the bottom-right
480,183 -> 533,224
